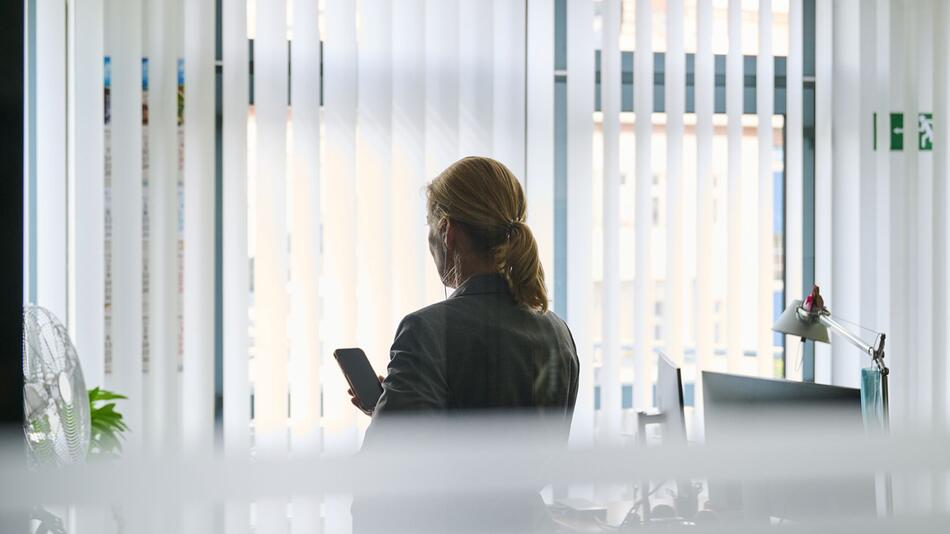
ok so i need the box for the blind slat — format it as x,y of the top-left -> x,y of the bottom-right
143,0 -> 184,458
70,0 -> 105,388
725,0 -> 743,373
423,0 -> 461,302
814,0 -> 833,383
566,0 -> 594,447
35,0 -> 67,322
525,0 -> 555,301
601,0 -> 622,443
222,0 -> 251,526
695,0 -> 713,396
323,0 -> 359,454
356,0 -> 393,382
492,0 -> 526,180
253,0 -> 290,448
254,1 -> 290,532
874,0 -> 891,388
183,0 -> 217,454
391,0 -> 428,320
633,0 -> 654,411
756,0 -> 775,378
914,0 -> 935,424
288,4 -> 322,528
223,0 -> 249,459
784,0 -> 803,380
858,0 -> 878,375
459,0 -> 493,157
665,0 -> 685,371
933,0 -> 950,435
831,0 -> 863,386
289,0 -> 322,456
104,0 -> 144,454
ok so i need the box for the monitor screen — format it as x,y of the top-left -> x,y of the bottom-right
701,371 -> 876,521
656,353 -> 686,445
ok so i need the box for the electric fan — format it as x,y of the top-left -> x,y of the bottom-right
22,305 -> 91,467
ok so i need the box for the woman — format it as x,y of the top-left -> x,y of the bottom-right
352,156 -> 580,532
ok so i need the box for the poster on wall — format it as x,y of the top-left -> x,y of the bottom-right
104,56 -> 113,375
142,57 -> 150,373
177,58 -> 185,372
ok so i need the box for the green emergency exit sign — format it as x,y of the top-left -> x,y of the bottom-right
874,112 -> 934,151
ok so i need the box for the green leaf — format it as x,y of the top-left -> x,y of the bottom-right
89,387 -> 128,402
87,387 -> 129,460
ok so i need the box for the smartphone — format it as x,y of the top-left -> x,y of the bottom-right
333,348 -> 383,412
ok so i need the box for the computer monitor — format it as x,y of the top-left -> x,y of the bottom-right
652,354 -> 699,519
702,371 -> 876,521
655,353 -> 686,445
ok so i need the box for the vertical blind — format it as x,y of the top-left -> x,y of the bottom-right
33,0 -> 820,456
24,0 -> 950,526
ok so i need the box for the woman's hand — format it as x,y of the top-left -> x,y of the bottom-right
348,375 -> 385,416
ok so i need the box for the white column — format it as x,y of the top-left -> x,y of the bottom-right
813,0 -> 833,384
633,0 -> 654,411
694,0 -> 713,427
223,0 -> 250,532
725,0 -> 743,373
566,0 -> 594,447
391,0 -> 428,323
356,0 -> 393,376
525,0 -> 555,302
665,0 -> 685,371
784,0 -> 803,380
492,0 -> 526,180
104,0 -> 143,453
756,0 -> 775,379
35,0 -> 68,322
70,0 -> 105,388
182,0 -> 216,455
458,0 -> 493,157
601,0 -> 622,444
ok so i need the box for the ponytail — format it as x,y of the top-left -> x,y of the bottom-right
494,221 -> 548,313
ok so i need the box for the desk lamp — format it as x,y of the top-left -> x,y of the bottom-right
772,285 -> 889,430
773,285 -> 892,514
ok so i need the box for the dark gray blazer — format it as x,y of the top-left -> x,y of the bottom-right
371,272 -> 579,422
353,274 -> 579,533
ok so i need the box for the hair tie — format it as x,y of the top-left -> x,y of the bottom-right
505,220 -> 518,240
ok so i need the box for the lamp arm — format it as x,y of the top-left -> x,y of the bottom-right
817,314 -> 875,356
812,312 -> 888,376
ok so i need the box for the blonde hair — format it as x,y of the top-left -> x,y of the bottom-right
426,156 -> 548,313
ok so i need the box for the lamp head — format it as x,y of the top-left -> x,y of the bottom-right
772,299 -> 831,344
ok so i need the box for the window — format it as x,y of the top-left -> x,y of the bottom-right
590,0 -> 793,438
